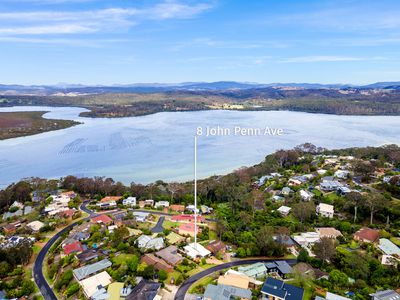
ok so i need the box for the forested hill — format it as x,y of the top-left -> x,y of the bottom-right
1,84 -> 400,117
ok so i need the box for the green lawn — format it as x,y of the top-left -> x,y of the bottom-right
188,276 -> 215,294
166,270 -> 182,285
32,244 -> 42,254
112,253 -> 135,265
208,230 -> 217,240
163,220 -> 179,230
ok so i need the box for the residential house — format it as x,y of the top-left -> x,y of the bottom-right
58,208 -> 76,219
334,170 -> 350,179
261,277 -> 304,300
206,240 -> 226,256
97,196 -> 121,209
178,223 -> 201,237
126,280 -> 160,300
132,211 -> 149,222
78,271 -> 112,299
316,203 -> 334,218
281,187 -> 293,196
217,270 -> 263,290
122,197 -> 137,207
184,242 -> 211,259
292,232 -> 320,248
204,284 -> 252,300
63,241 -> 84,255
265,261 -> 293,279
76,250 -> 99,264
370,290 -> 400,300
288,178 -> 302,186
27,220 -> 45,232
165,232 -> 185,245
141,253 -> 174,272
316,227 -> 342,239
316,292 -> 351,300
136,235 -> 165,251
277,206 -> 291,217
107,282 -> 127,300
320,179 -> 343,192
139,199 -> 154,207
201,205 -> 213,214
156,245 -> 183,266
169,204 -> 185,213
73,259 -> 112,281
378,238 -> 400,257
354,227 -> 379,243
185,205 -> 200,213
171,214 -> 205,223
92,214 -> 113,226
300,190 -> 314,201
238,262 -> 268,278
154,201 -> 169,209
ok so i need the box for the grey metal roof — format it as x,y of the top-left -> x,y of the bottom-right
204,284 -> 252,300
73,259 -> 112,281
370,290 -> 400,300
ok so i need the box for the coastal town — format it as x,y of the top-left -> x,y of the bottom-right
0,145 -> 400,300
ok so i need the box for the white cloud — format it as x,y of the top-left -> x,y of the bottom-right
278,55 -> 380,63
0,1 -> 212,36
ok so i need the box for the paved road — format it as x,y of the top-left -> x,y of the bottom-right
174,258 -> 297,300
33,202 -> 100,300
151,216 -> 165,233
33,202 -> 217,299
33,219 -> 89,300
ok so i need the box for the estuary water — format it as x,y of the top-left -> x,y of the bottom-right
0,106 -> 399,188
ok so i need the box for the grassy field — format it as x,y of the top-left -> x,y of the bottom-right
0,111 -> 80,139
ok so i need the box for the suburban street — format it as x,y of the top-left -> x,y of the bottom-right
174,258 -> 297,300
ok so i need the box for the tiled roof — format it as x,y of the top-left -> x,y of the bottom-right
64,241 -> 84,255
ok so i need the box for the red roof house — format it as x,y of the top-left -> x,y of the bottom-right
170,204 -> 185,213
353,227 -> 379,243
63,241 -> 84,255
178,223 -> 201,237
91,214 -> 113,225
171,214 -> 205,223
100,196 -> 122,203
58,209 -> 76,219
206,240 -> 226,255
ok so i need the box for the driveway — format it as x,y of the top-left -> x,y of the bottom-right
174,258 -> 297,300
151,216 -> 165,233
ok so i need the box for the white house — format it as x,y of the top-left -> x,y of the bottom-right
334,170 -> 350,179
277,206 -> 291,217
27,220 -> 45,232
300,189 -> 313,201
184,243 -> 211,259
136,235 -> 165,251
316,203 -> 334,218
154,201 -> 170,209
122,197 -> 137,207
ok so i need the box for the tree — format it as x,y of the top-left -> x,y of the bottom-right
158,270 -> 168,282
143,265 -> 155,279
365,193 -> 386,225
0,261 -> 10,278
257,226 -> 275,256
293,202 -> 315,223
314,237 -> 336,262
65,282 -> 80,297
329,269 -> 348,289
345,191 -> 363,223
297,248 -> 309,263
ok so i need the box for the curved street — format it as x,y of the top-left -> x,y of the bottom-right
33,202 -> 276,300
174,258 -> 297,300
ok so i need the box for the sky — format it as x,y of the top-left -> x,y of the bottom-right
1,0 -> 400,85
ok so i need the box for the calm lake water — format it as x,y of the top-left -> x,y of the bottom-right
0,106 -> 399,188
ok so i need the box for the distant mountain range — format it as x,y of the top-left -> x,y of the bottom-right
0,81 -> 400,95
